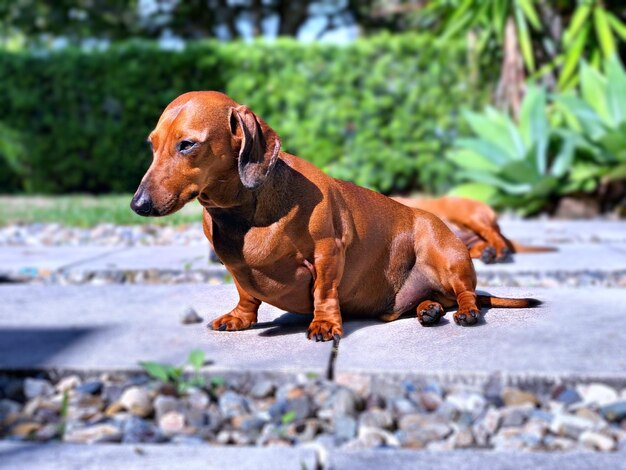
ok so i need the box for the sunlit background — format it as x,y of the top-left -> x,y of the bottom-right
0,0 -> 625,225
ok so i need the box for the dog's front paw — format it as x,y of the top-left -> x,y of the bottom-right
453,306 -> 481,326
417,301 -> 444,327
210,311 -> 255,331
306,319 -> 343,342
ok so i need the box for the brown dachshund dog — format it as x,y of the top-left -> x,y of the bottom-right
392,196 -> 555,264
131,91 -> 539,341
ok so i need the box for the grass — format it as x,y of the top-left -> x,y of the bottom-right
0,194 -> 202,227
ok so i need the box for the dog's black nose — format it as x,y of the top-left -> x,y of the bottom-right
130,189 -> 153,216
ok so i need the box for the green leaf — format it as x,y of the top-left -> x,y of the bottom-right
210,376 -> 226,388
558,23 -> 590,89
500,157 -> 540,184
518,84 -> 548,172
447,149 -> 499,172
606,55 -> 626,126
551,131 -> 576,178
593,7 -> 616,58
517,0 -> 541,29
563,4 -> 591,46
463,108 -> 524,159
447,183 -> 497,203
607,12 -> 626,41
515,6 -> 535,71
459,170 -> 533,194
188,349 -> 205,370
139,361 -> 172,383
455,138 -> 511,166
553,94 -> 606,140
281,410 -> 297,425
580,61 -> 610,125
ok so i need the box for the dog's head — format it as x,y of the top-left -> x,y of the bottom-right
131,91 -> 281,216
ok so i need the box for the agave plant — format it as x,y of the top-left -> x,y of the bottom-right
553,56 -> 626,185
446,84 -> 584,214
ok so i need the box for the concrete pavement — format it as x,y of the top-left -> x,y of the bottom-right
0,284 -> 331,373
1,284 -> 625,384
1,443 -> 624,470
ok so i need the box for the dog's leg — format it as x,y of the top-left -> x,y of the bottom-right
210,279 -> 260,331
464,218 -> 512,263
416,300 -> 445,327
450,268 -> 480,326
306,239 -> 345,342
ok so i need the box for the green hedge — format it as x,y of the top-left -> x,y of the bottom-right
0,34 -> 494,194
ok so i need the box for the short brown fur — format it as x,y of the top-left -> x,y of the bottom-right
131,91 -> 539,340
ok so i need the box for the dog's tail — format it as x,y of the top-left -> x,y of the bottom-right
477,295 -> 542,309
509,240 -> 557,254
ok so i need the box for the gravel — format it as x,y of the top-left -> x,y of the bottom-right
1,373 -> 624,452
0,223 -> 207,247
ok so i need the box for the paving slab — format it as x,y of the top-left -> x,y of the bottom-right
67,245 -> 215,272
473,243 -> 626,272
498,219 -> 626,244
0,246 -> 123,276
328,448 -> 626,470
0,284 -> 331,373
0,442 -> 318,470
2,284 -> 626,381
335,286 -> 626,378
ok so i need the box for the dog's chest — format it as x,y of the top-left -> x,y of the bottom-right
212,222 -> 314,308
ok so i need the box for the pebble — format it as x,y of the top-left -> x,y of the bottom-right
501,388 -> 538,407
579,430 -> 616,451
56,375 -> 81,393
0,399 -> 22,425
120,386 -> 153,418
181,307 -> 203,324
451,426 -> 474,448
333,388 -> 360,417
473,408 -> 501,446
600,401 -> 626,423
64,423 -> 122,443
250,380 -> 275,399
218,391 -> 249,418
186,388 -> 210,410
500,404 -> 533,427
23,378 -> 53,399
550,413 -> 596,439
418,391 -> 443,412
555,388 -> 581,407
158,411 -> 186,435
76,381 -> 104,395
334,416 -> 357,441
10,421 -> 42,437
577,383 -> 619,406
122,416 -> 164,443
446,392 -> 486,419
358,409 -> 394,430
1,373 -> 624,453
154,395 -> 181,421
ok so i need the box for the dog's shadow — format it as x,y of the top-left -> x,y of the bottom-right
249,308 -> 487,338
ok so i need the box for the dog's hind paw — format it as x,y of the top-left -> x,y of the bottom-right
453,307 -> 480,326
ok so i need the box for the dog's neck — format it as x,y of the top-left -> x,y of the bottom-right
198,157 -> 293,227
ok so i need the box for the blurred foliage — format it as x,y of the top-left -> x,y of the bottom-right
0,0 -> 378,44
448,56 -> 626,215
0,33 -> 494,195
430,0 -> 626,90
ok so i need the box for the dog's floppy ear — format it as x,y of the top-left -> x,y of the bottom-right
229,105 -> 281,190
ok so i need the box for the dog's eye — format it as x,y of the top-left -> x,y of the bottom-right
177,140 -> 196,154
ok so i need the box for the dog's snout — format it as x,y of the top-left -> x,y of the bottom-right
130,188 -> 154,216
